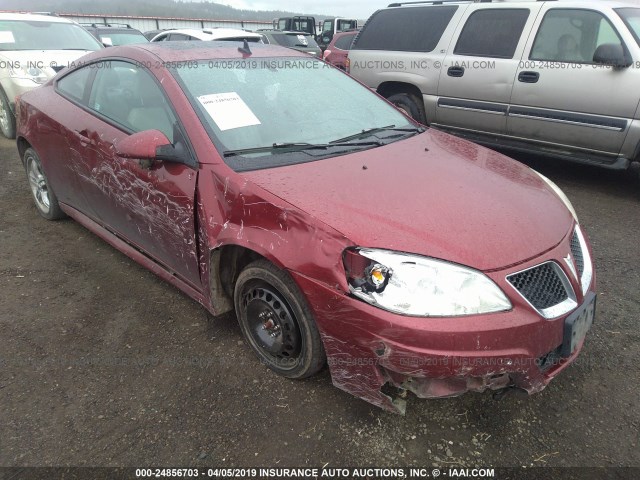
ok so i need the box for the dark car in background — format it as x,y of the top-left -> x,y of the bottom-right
258,30 -> 322,57
81,23 -> 149,47
323,30 -> 358,70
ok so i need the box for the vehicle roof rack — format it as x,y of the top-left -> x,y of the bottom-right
80,22 -> 133,28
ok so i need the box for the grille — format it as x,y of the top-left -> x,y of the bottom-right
507,263 -> 569,311
571,230 -> 584,278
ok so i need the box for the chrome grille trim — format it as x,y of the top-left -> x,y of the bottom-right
570,231 -> 584,279
507,261 -> 577,320
573,226 -> 593,295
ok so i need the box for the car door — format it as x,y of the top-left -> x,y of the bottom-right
508,6 -> 640,159
47,65 -> 100,217
435,4 -> 542,135
76,60 -> 201,287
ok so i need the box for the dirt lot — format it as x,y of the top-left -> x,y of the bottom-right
1,134 -> 639,469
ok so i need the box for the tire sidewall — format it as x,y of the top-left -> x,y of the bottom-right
388,93 -> 426,125
0,87 -> 16,139
234,260 -> 325,379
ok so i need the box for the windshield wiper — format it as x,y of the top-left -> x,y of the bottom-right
331,124 -> 425,144
223,141 -> 382,158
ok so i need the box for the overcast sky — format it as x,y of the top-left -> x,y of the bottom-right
217,1 -> 391,19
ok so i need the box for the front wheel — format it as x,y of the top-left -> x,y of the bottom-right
0,87 -> 16,139
234,260 -> 325,379
387,92 -> 427,125
24,148 -> 66,220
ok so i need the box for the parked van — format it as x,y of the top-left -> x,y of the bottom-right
348,0 -> 640,170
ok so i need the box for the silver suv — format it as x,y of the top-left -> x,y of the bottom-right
0,13 -> 102,139
349,0 -> 640,171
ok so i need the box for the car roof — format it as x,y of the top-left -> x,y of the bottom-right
0,12 -> 76,23
79,41 -> 308,63
386,0 -> 640,8
152,28 -> 263,41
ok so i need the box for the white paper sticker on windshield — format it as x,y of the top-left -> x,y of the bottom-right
198,92 -> 261,131
0,31 -> 16,44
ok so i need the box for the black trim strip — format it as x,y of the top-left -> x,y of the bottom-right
508,106 -> 628,131
437,98 -> 508,114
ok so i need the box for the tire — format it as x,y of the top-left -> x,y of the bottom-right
387,92 -> 427,125
23,148 -> 66,220
0,87 -> 16,139
234,259 -> 325,379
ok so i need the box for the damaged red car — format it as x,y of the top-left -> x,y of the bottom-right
16,42 -> 596,414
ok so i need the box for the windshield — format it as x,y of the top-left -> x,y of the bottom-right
173,57 -> 416,171
0,20 -> 102,51
99,31 -> 149,46
616,8 -> 640,46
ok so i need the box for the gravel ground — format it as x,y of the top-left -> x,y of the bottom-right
1,134 -> 639,469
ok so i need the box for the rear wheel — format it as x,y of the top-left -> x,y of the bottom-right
0,87 -> 16,139
387,92 -> 427,125
234,259 -> 325,379
24,148 -> 66,220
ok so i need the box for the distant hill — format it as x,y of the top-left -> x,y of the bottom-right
1,0 -> 332,21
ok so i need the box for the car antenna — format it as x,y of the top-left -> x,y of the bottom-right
238,39 -> 252,56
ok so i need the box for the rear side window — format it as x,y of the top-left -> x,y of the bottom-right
454,9 -> 530,58
57,67 -> 92,104
335,34 -> 356,50
168,33 -> 190,41
353,6 -> 457,52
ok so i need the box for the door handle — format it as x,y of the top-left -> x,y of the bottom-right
447,66 -> 465,77
74,129 -> 94,145
518,71 -> 540,83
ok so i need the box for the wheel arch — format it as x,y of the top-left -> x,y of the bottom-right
17,136 -> 32,164
377,81 -> 423,101
208,244 -> 283,315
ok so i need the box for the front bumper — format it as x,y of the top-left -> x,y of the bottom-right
1,77 -> 42,113
291,229 -> 596,414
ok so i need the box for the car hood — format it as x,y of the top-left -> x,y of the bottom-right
0,50 -> 96,78
243,130 -> 574,272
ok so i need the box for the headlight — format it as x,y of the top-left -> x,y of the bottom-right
10,65 -> 49,84
343,248 -> 512,317
533,170 -> 578,223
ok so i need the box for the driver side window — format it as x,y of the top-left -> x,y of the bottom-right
531,9 -> 623,63
87,61 -> 176,142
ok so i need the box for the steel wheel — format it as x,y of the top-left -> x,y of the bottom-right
234,259 -> 325,379
241,281 -> 302,368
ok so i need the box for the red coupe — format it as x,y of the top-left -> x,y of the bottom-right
16,42 -> 596,413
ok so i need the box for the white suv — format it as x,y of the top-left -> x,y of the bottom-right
349,0 -> 640,171
0,13 -> 103,138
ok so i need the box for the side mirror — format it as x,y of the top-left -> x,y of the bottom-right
593,43 -> 631,68
101,37 -> 113,47
115,129 -> 171,159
